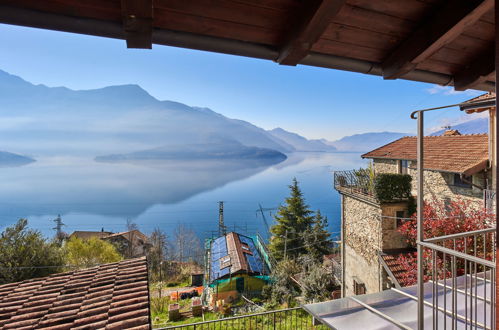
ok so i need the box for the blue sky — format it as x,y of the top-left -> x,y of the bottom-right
0,24 -> 485,141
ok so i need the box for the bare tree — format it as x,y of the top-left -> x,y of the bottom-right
173,224 -> 202,264
148,227 -> 169,282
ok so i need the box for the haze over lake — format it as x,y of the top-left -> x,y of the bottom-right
0,152 -> 366,240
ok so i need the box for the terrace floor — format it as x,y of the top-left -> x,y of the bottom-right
303,274 -> 493,329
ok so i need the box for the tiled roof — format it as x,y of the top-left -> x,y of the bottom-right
380,251 -> 414,287
460,92 -> 495,114
0,257 -> 150,329
362,134 -> 488,175
103,230 -> 149,243
69,231 -> 113,240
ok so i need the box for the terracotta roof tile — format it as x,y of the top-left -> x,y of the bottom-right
362,134 -> 488,175
381,252 -> 412,286
0,257 -> 150,329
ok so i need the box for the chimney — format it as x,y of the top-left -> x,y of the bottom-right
442,129 -> 461,136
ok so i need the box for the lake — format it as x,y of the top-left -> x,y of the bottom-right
0,152 -> 366,241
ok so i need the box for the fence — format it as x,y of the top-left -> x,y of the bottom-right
418,227 -> 496,329
156,307 -> 327,329
333,170 -> 375,198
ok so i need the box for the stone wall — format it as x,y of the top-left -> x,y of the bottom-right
408,166 -> 485,206
343,195 -> 382,296
344,244 -> 382,296
373,159 -> 398,174
380,203 -> 410,250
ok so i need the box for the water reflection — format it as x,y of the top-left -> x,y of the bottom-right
0,152 -> 365,238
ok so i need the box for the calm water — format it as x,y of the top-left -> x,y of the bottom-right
0,152 -> 366,240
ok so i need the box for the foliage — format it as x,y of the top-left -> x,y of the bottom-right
374,173 -> 412,202
303,210 -> 334,263
352,162 -> 376,194
64,236 -> 122,269
0,219 -> 65,284
300,256 -> 336,303
269,178 -> 333,261
264,258 -> 301,305
395,199 -> 494,286
148,227 -> 169,282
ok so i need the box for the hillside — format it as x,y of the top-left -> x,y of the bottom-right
0,151 -> 34,167
327,132 -> 411,152
268,128 -> 336,152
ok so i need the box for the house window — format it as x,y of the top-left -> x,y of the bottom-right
396,211 -> 405,228
399,160 -> 409,175
353,278 -> 366,295
454,174 -> 472,188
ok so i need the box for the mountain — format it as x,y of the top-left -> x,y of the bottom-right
0,70 -> 297,156
0,151 -> 35,167
96,139 -> 287,163
267,128 -> 336,152
327,132 -> 411,152
431,117 -> 488,136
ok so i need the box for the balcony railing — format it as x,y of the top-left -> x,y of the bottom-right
484,189 -> 495,212
419,228 -> 496,329
333,170 -> 375,200
156,307 -> 327,329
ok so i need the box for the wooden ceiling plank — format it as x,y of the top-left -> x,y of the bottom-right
382,0 -> 493,80
453,45 -> 495,90
121,0 -> 153,49
277,0 -> 347,66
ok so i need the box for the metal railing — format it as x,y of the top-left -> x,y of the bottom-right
156,307 -> 327,329
484,189 -> 496,212
333,170 -> 375,198
419,228 -> 496,329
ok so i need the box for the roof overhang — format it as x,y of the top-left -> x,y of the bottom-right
0,1 -> 496,92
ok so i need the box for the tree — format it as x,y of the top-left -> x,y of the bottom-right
300,255 -> 336,303
269,178 -> 314,260
395,199 -> 494,286
304,210 -> 334,262
264,258 -> 301,305
173,224 -> 202,264
64,236 -> 122,269
148,227 -> 169,282
0,219 -> 65,284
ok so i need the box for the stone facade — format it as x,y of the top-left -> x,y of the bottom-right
405,161 -> 487,206
373,159 -> 398,174
342,195 -> 408,296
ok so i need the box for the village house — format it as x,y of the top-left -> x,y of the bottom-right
335,120 -> 491,297
205,232 -> 271,306
70,229 -> 151,258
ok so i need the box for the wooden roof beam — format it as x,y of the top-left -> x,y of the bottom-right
454,45 -> 495,91
121,0 -> 153,49
382,0 -> 493,80
277,0 -> 346,66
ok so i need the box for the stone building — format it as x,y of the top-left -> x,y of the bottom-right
335,131 -> 490,297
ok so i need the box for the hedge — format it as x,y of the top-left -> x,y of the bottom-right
374,173 -> 412,202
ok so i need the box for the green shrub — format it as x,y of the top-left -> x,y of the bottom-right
374,173 -> 412,202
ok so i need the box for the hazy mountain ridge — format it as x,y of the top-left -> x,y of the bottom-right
0,70 -> 297,156
0,151 -> 35,166
431,117 -> 488,136
95,139 -> 287,162
268,128 -> 336,152
327,132 -> 412,152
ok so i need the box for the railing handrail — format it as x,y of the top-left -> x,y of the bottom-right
425,227 -> 496,243
418,241 -> 495,268
156,307 -> 303,329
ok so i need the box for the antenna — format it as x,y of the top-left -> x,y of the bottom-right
218,201 -> 226,236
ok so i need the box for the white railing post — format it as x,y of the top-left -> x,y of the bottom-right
416,110 -> 424,330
